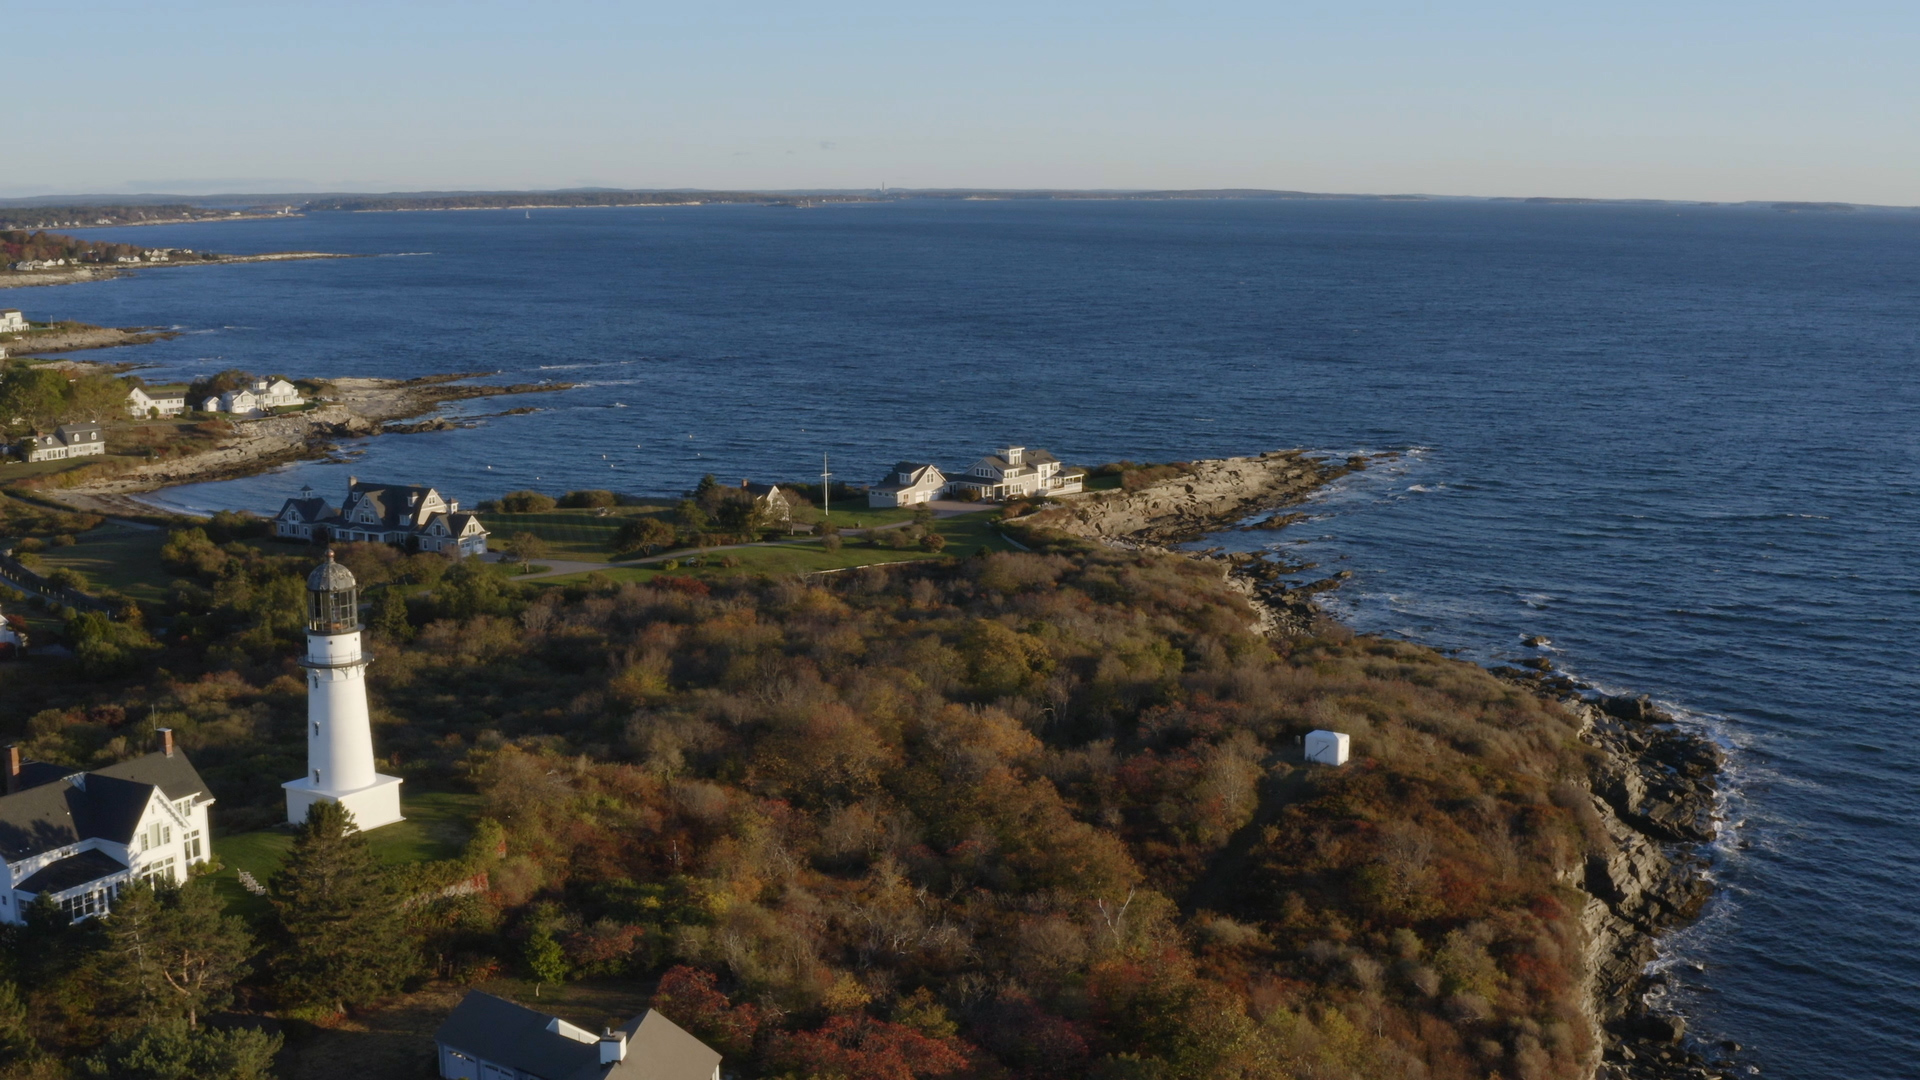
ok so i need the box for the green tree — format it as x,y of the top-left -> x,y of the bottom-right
369,586 -> 414,642
267,801 -> 417,1013
494,490 -> 556,513
0,364 -> 72,430
105,880 -> 255,1027
0,980 -> 36,1066
66,610 -> 161,680
430,559 -> 522,620
80,1020 -> 281,1080
67,373 -> 126,422
559,489 -> 616,508
524,929 -> 568,992
502,532 -> 549,572
612,516 -> 675,555
674,498 -> 709,532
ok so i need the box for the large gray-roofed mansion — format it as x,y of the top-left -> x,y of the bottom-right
275,478 -> 489,556
869,445 -> 1085,507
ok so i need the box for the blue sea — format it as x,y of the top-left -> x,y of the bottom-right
43,199 -> 1920,1077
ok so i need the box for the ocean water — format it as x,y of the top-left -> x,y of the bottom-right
42,200 -> 1920,1077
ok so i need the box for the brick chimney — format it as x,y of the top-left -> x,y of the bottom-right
5,744 -> 19,795
159,728 -> 175,757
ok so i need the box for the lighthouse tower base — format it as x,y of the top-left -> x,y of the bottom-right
284,774 -> 405,832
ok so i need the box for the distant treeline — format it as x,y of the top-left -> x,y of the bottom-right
0,204 -> 263,230
0,230 -> 217,267
304,188 -> 1444,213
304,191 -> 877,212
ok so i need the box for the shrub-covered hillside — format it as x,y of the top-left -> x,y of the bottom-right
4,528 -> 1601,1079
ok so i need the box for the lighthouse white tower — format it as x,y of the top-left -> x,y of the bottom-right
282,551 -> 404,831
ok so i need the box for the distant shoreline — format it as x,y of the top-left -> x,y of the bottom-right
33,372 -> 572,516
0,250 -> 357,290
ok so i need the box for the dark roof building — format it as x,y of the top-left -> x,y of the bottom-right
274,478 -> 489,557
1,734 -> 215,925
435,992 -> 721,1080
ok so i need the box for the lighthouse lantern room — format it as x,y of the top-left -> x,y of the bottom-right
282,550 -> 404,831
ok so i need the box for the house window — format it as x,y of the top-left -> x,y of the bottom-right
140,858 -> 178,887
185,830 -> 203,862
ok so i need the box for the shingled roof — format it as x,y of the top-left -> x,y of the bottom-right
435,992 -> 720,1080
0,751 -> 209,861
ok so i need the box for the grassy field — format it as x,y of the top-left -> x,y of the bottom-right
484,505 -> 672,563
206,791 -> 482,919
28,524 -> 172,604
544,511 -> 1017,586
789,502 -> 925,529
0,452 -> 144,487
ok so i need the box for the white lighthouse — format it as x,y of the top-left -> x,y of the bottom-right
282,551 -> 404,831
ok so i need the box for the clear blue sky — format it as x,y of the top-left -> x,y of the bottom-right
11,0 -> 1918,203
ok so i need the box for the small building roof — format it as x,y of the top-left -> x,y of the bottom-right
622,1010 -> 722,1080
435,991 -> 605,1080
279,496 -> 337,522
17,848 -> 128,895
434,992 -> 720,1080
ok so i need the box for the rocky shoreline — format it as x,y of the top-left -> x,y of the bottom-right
37,372 -> 571,516
0,323 -> 180,356
1029,448 -> 1732,1080
1495,667 -> 1733,1080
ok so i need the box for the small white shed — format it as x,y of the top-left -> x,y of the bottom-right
1305,729 -> 1350,766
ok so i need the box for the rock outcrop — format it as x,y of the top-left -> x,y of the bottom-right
1029,451 -> 1346,546
1491,671 -> 1730,1080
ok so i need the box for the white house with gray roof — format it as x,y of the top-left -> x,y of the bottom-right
200,377 -> 303,417
0,731 -> 213,925
946,445 -> 1085,501
435,991 -> 722,1080
127,384 -> 189,418
23,422 -> 107,463
867,462 -> 948,508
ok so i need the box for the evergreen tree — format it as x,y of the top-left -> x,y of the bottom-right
80,1019 -> 281,1080
101,880 -> 167,1021
0,979 -> 37,1065
102,880 -> 253,1027
267,802 -> 417,1013
369,586 -> 414,642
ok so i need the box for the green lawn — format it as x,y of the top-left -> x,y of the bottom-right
0,452 -> 143,485
29,525 -> 172,604
487,505 -> 673,563
542,511 -> 1017,586
205,791 -> 482,918
790,502 -> 925,529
